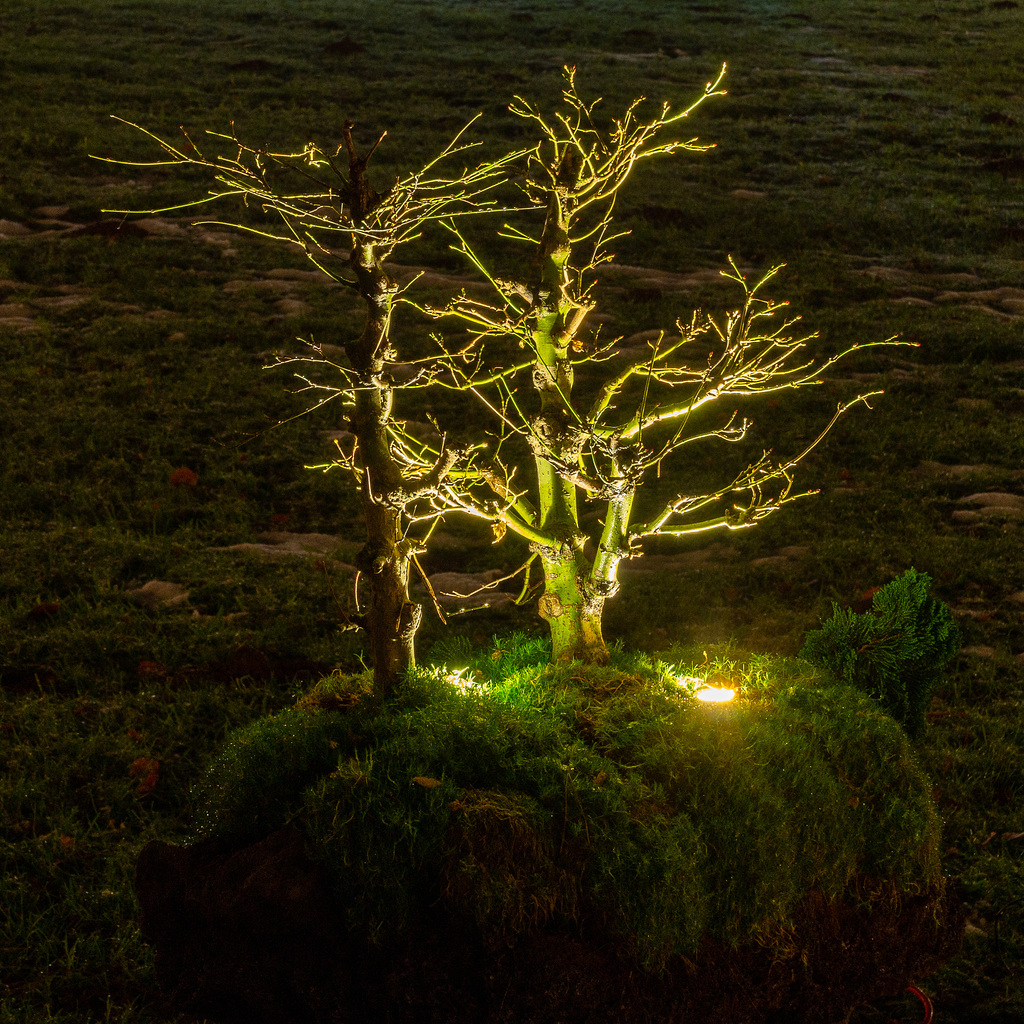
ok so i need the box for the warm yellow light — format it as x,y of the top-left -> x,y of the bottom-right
675,675 -> 704,687
671,674 -> 736,702
696,685 -> 736,703
445,667 -> 480,693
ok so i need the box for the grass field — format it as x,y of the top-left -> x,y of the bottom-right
1,1 -> 1023,1021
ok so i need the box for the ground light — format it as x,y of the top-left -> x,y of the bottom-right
444,667 -> 482,693
696,685 -> 736,702
674,674 -> 737,702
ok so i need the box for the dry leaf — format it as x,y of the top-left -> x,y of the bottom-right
412,776 -> 442,788
169,466 -> 198,488
130,757 -> 160,797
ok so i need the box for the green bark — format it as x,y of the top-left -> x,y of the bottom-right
527,186 -> 612,663
536,542 -> 608,664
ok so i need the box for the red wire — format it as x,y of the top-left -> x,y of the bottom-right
898,986 -> 933,1024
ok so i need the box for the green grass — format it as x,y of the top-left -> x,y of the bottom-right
2,0 -> 1024,1020
193,643 -> 944,971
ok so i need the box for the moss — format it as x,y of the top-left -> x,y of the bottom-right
442,788 -> 578,942
191,640 -> 945,970
294,669 -> 374,714
190,703 -> 352,845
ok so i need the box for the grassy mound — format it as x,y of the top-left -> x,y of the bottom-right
190,638 -> 944,970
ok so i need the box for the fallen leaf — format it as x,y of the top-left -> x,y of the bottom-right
130,757 -> 160,797
850,585 -> 884,613
137,771 -> 159,797
1002,832 -> 1024,842
127,729 -> 143,742
412,776 -> 442,788
169,466 -> 198,488
129,756 -> 159,777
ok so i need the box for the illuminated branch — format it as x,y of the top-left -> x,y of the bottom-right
507,64 -> 727,217
99,115 -> 531,268
633,394 -> 880,540
99,112 -> 541,697
425,63 -> 906,665
106,67 -> 910,678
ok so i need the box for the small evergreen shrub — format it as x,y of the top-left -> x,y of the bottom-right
799,568 -> 961,737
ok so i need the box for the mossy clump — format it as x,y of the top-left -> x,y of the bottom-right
442,787 -> 576,942
191,638 -> 944,970
799,568 -> 961,736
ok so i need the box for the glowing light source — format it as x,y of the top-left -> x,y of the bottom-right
445,667 -> 481,693
672,674 -> 737,703
695,685 -> 736,703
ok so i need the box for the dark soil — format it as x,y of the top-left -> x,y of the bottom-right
136,826 -> 964,1024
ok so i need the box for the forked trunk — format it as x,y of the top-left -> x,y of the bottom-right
528,179 -> 613,664
537,546 -> 608,663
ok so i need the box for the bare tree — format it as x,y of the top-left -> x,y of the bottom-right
102,117 -> 525,696
425,68 -> 910,663
103,67 -> 908,675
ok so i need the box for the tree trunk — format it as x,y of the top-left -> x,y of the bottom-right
537,544 -> 608,663
347,242 -> 422,699
359,498 -> 421,699
527,176 -> 613,664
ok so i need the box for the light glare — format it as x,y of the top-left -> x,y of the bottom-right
696,686 -> 735,703
675,675 -> 704,687
445,667 -> 481,693
672,674 -> 737,702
